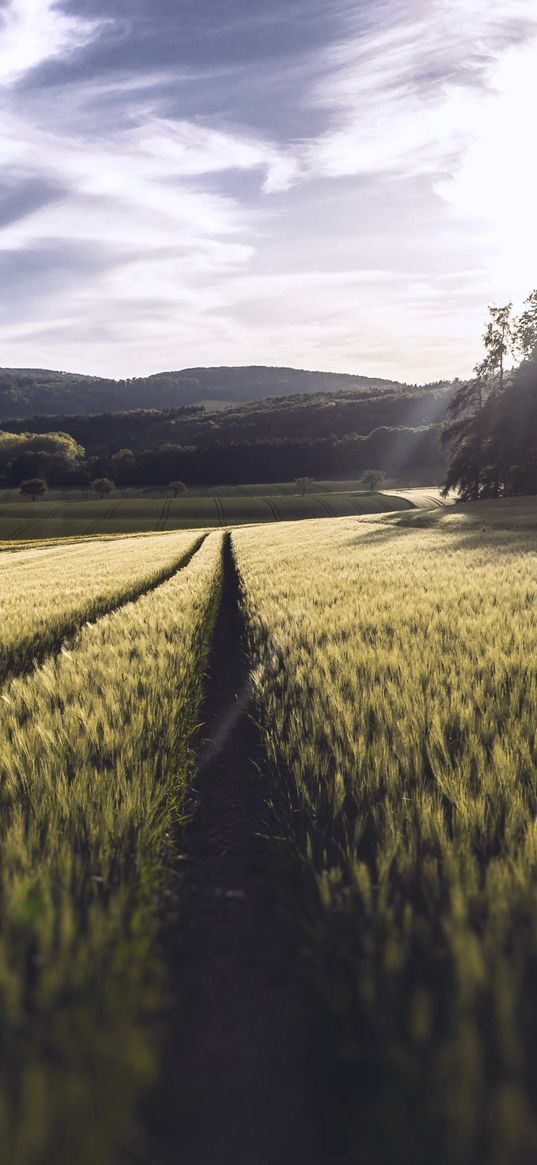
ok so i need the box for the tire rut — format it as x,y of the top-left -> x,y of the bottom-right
144,532 -> 316,1165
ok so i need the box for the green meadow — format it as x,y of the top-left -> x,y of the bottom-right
0,486 -> 416,541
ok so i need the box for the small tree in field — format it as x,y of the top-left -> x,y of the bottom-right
91,477 -> 114,499
294,476 -> 313,494
20,477 -> 47,501
359,469 -> 385,491
169,480 -> 186,497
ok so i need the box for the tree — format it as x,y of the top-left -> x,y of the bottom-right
169,480 -> 186,496
1,431 -> 86,488
109,448 -> 135,486
443,290 -> 537,500
441,377 -> 486,500
91,477 -> 114,499
294,476 -> 313,494
515,290 -> 537,363
359,469 -> 385,491
442,302 -> 516,500
20,477 -> 47,501
504,357 -> 537,495
477,302 -> 515,394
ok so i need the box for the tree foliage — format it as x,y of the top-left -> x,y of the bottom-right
359,469 -> 385,491
515,290 -> 537,362
442,294 -> 537,499
0,385 -> 452,489
0,431 -> 85,489
91,477 -> 115,498
294,476 -> 313,494
20,477 -> 47,501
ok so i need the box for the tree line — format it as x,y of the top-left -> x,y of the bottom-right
442,292 -> 537,499
0,424 -> 444,495
2,386 -> 450,451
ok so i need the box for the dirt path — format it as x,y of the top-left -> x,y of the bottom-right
145,533 -> 316,1165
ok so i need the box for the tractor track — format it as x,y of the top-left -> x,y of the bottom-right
262,496 -> 281,521
317,496 -> 336,518
155,499 -> 172,531
214,496 -> 226,525
144,532 -> 316,1165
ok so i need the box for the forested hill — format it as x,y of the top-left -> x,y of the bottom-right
3,382 -> 452,452
0,365 -> 418,419
2,382 -> 453,485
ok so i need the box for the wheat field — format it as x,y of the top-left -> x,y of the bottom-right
0,530 -> 203,685
0,531 -> 223,1163
1,501 -> 537,1162
234,503 -> 537,1164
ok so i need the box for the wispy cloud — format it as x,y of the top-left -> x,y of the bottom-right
0,0 -> 535,380
0,0 -> 104,87
303,0 -> 537,181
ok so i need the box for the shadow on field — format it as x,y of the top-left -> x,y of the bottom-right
347,502 -> 537,556
346,523 -> 417,547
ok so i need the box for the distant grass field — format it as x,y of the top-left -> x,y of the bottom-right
0,478 -> 436,503
0,489 -> 415,541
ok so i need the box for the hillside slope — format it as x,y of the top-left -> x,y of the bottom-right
3,384 -> 451,451
0,365 -> 426,419
1,382 -> 451,486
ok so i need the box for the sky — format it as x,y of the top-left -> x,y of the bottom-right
0,0 -> 536,382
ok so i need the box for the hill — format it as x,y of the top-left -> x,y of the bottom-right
3,383 -> 451,452
1,382 -> 452,486
0,365 -> 425,419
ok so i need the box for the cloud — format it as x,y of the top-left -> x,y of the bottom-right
0,0 -> 104,87
0,103 -> 296,261
437,37 -> 537,302
131,119 -> 299,192
0,0 -> 536,382
0,61 -> 291,373
300,0 -> 537,181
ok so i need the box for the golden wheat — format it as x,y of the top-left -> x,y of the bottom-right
0,529 -> 202,684
0,530 -> 223,1163
234,504 -> 537,1164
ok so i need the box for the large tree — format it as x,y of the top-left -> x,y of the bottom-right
515,291 -> 537,362
477,303 -> 515,394
441,378 -> 486,500
0,431 -> 85,487
443,292 -> 537,499
504,358 -> 537,494
19,477 -> 47,501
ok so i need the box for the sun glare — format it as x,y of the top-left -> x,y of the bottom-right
438,37 -> 537,302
